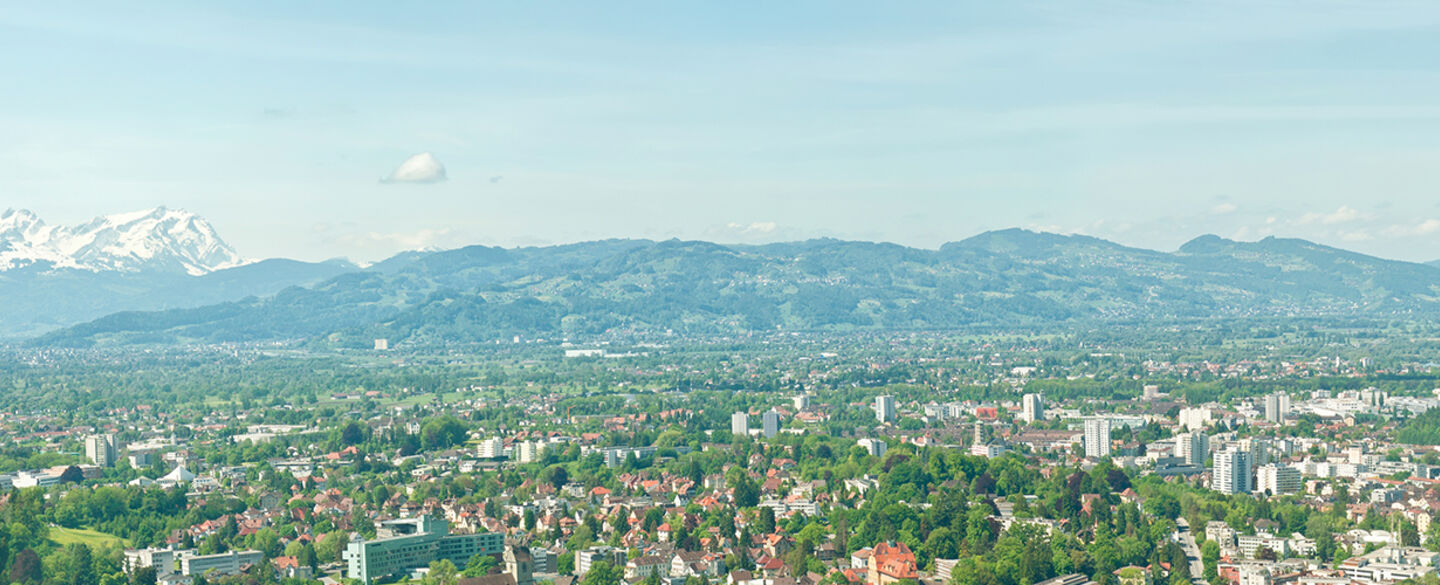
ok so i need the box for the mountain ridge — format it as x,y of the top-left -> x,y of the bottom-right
29,230 -> 1440,348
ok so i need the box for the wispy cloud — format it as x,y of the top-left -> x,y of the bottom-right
1298,205 -> 1365,225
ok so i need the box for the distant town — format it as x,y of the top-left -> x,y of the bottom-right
4,331 -> 1440,585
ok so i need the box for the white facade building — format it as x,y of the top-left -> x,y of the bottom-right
1256,464 -> 1301,496
1084,418 -> 1111,459
1021,394 -> 1044,423
1177,432 -> 1209,466
762,411 -> 780,438
731,412 -> 749,436
1213,448 -> 1253,495
86,434 -> 117,467
857,438 -> 887,458
874,396 -> 896,423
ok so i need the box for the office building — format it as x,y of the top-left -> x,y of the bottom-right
1084,419 -> 1111,459
1255,464 -> 1301,496
731,412 -> 749,436
1264,392 -> 1290,423
344,517 -> 504,584
86,434 -> 117,468
793,394 -> 811,411
762,411 -> 780,438
181,550 -> 264,578
1021,394 -> 1044,423
124,548 -> 176,577
577,547 -> 627,576
1212,448 -> 1253,495
874,395 -> 896,423
1176,432 -> 1209,466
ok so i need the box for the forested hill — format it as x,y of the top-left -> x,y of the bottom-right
31,229 -> 1440,347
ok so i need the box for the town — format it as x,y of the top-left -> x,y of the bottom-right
4,331 -> 1440,585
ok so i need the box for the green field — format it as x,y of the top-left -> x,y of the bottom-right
48,526 -> 129,548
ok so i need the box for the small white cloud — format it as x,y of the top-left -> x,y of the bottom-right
725,221 -> 777,235
381,152 -> 447,184
337,228 -> 457,251
1299,205 -> 1364,225
1211,202 -> 1238,215
702,221 -> 788,242
1381,219 -> 1440,237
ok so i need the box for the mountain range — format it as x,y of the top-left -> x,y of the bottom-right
17,209 -> 1440,347
0,208 -> 354,337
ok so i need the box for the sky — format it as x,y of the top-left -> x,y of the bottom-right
4,2 -> 1440,263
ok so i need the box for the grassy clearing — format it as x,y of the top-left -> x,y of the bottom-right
48,526 -> 130,548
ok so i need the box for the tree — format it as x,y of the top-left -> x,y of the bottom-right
420,416 -> 469,451
730,474 -> 760,508
10,549 -> 42,584
543,466 -> 570,490
251,528 -> 281,559
131,567 -> 157,585
759,508 -> 777,535
69,544 -> 98,585
463,555 -> 499,577
580,561 -> 621,585
340,421 -> 366,445
316,531 -> 348,564
61,465 -> 86,483
426,559 -> 459,585
1200,540 -> 1220,582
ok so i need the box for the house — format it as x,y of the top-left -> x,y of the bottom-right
866,542 -> 918,585
272,556 -> 313,580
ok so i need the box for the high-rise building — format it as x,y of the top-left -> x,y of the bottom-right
1021,394 -> 1044,423
1176,432 -> 1209,466
1264,392 -> 1290,423
762,411 -> 780,438
1212,448 -> 1252,495
1238,437 -> 1271,467
1084,419 -> 1111,459
731,412 -> 749,436
874,395 -> 896,423
1255,464 -> 1301,496
86,434 -> 117,467
793,394 -> 811,411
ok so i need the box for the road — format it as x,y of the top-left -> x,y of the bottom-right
1174,518 -> 1206,585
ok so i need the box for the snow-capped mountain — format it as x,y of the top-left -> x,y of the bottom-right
0,207 -> 245,275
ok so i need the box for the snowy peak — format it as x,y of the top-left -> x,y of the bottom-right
0,207 -> 244,275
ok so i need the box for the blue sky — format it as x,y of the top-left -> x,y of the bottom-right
4,1 -> 1440,262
